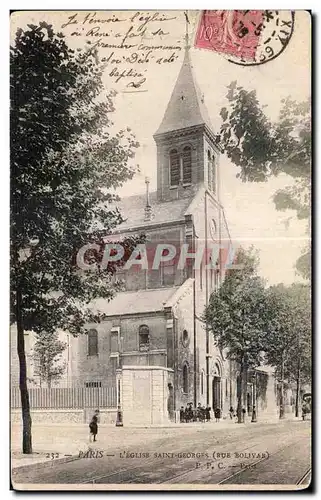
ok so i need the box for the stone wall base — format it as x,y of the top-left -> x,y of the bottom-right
11,408 -> 117,425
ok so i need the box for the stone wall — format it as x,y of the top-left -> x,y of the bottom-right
172,281 -> 195,409
11,408 -> 117,425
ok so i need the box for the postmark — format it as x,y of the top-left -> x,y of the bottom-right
194,10 -> 295,66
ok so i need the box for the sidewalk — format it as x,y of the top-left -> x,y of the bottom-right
10,419 -> 237,470
11,416 -> 303,470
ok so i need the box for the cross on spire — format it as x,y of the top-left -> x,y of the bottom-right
184,11 -> 190,51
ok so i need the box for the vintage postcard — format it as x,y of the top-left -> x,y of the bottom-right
10,10 -> 311,490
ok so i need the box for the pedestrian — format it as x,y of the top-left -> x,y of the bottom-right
180,406 -> 185,423
214,407 -> 221,423
89,409 -> 99,442
197,402 -> 202,422
229,406 -> 234,420
205,405 -> 211,422
242,407 -> 246,423
185,404 -> 191,422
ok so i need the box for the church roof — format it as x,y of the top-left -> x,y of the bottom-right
155,48 -> 213,136
91,287 -> 180,317
111,190 -> 194,232
90,278 -> 195,317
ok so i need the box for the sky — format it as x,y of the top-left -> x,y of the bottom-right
10,10 -> 311,284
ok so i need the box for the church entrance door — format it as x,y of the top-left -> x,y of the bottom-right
212,376 -> 221,410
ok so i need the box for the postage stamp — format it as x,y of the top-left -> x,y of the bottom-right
194,10 -> 295,66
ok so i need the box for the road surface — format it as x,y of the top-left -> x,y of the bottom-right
12,420 -> 311,489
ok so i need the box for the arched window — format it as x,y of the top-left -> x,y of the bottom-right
182,363 -> 189,394
170,149 -> 180,187
213,362 -> 221,377
182,146 -> 192,185
88,329 -> 98,356
182,329 -> 189,347
139,325 -> 150,352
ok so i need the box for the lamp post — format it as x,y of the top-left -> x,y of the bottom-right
279,351 -> 285,419
115,328 -> 123,427
295,328 -> 301,418
251,372 -> 257,422
115,368 -> 123,427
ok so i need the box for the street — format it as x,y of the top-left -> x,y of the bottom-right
12,420 -> 311,489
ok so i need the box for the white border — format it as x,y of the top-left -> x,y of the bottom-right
2,2 -> 317,499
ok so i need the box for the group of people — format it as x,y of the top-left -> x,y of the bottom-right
179,402 -> 222,423
229,406 -> 249,422
179,404 -> 248,424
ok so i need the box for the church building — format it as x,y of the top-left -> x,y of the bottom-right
70,40 -> 238,425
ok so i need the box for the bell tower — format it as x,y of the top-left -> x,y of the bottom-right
153,19 -> 220,202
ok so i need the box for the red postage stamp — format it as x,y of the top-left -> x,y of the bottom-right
194,10 -> 295,66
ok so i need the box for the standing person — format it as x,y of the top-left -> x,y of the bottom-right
214,407 -> 221,423
185,404 -> 191,422
205,405 -> 211,422
180,406 -> 185,423
229,406 -> 234,420
197,402 -> 202,422
89,409 -> 100,443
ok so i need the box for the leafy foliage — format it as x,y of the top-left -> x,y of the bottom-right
31,331 -> 67,388
10,23 -> 140,336
219,83 -> 311,279
205,247 -> 267,368
10,22 -> 141,453
264,283 -> 311,384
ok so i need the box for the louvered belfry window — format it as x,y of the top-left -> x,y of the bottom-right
182,146 -> 192,184
170,149 -> 180,187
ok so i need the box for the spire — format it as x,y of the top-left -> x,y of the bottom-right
184,10 -> 190,51
155,14 -> 213,136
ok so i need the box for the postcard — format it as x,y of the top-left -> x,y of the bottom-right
10,9 -> 311,491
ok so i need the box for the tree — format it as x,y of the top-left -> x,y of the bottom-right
204,248 -> 268,423
10,23 -> 140,453
219,83 -> 311,280
32,332 -> 67,389
264,283 -> 311,417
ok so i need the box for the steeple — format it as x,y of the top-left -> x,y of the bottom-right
154,29 -> 213,136
154,14 -> 219,202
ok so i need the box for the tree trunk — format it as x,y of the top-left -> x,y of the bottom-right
243,358 -> 248,414
236,355 -> 244,423
279,352 -> 285,420
16,288 -> 32,454
295,355 -> 301,418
